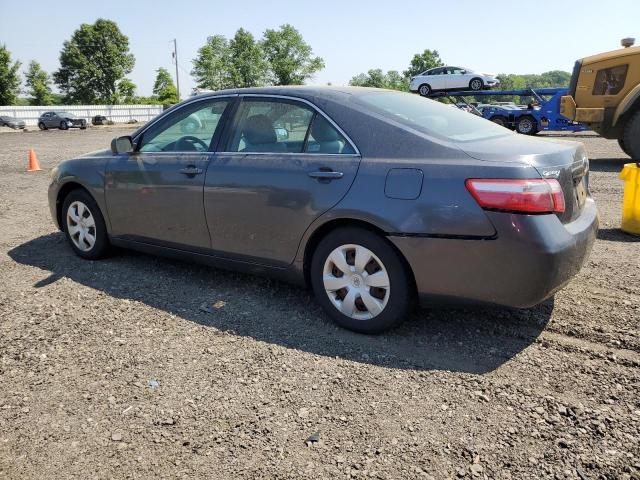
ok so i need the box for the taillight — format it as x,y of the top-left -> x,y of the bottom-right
465,178 -> 565,214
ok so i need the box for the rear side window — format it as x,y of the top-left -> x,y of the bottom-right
592,64 -> 628,96
229,99 -> 313,153
227,98 -> 356,154
357,90 -> 511,142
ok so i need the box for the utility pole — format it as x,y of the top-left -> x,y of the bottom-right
172,39 -> 181,101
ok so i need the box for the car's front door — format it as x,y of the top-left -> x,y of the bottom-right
204,96 -> 361,266
105,97 -> 233,251
447,67 -> 470,90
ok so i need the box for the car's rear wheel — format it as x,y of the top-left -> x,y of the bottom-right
418,84 -> 431,97
469,78 -> 484,91
59,121 -> 68,130
516,115 -> 537,135
62,189 -> 110,260
491,115 -> 508,127
310,227 -> 413,334
38,122 -> 47,130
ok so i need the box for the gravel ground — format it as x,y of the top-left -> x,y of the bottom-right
0,128 -> 638,480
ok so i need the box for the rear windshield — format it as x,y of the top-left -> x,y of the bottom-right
356,90 -> 512,142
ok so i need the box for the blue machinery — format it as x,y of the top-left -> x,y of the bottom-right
425,87 -> 589,134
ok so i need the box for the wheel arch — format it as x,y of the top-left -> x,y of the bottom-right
55,182 -> 96,231
301,217 -> 417,294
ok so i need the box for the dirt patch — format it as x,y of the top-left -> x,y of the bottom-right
0,129 -> 638,479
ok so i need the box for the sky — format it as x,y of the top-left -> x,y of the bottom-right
1,0 -> 639,99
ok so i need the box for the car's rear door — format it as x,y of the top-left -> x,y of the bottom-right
105,96 -> 234,251
203,95 -> 361,266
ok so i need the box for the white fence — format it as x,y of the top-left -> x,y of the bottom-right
0,105 -> 164,126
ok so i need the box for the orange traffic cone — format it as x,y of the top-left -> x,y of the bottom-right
27,149 -> 41,172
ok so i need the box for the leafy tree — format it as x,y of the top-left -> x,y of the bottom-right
24,61 -> 53,105
349,69 -> 408,91
229,28 -> 268,87
403,49 -> 444,78
152,67 -> 178,104
192,35 -> 234,90
117,78 -> 137,103
0,44 -> 21,105
54,19 -> 135,104
261,24 -> 324,85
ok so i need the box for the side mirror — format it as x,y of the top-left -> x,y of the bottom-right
111,136 -> 134,154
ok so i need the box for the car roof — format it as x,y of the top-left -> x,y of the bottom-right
191,85 -> 377,100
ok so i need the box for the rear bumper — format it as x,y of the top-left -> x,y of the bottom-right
389,198 -> 598,308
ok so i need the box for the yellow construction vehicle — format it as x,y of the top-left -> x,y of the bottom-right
560,38 -> 640,158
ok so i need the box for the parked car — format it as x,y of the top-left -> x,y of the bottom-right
0,115 -> 26,130
48,87 -> 597,334
38,111 -> 87,130
410,66 -> 500,96
92,115 -> 109,126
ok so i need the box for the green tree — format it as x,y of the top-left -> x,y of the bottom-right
117,78 -> 137,103
229,28 -> 268,87
54,19 -> 135,104
24,60 -> 53,105
261,24 -> 324,85
0,44 -> 21,105
403,49 -> 444,78
152,67 -> 178,104
349,69 -> 408,91
191,35 -> 234,90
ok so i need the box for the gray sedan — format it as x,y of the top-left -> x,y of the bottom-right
38,111 -> 87,130
0,115 -> 26,129
48,87 -> 598,333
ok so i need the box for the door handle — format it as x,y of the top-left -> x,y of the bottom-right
180,165 -> 203,176
308,170 -> 344,180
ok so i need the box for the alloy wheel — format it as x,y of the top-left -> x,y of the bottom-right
322,244 -> 390,320
66,201 -> 97,252
471,79 -> 482,90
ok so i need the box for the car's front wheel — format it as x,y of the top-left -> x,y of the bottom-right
516,115 -> 538,135
310,227 -> 413,334
59,121 -> 68,130
418,84 -> 431,97
469,78 -> 484,91
62,189 -> 110,260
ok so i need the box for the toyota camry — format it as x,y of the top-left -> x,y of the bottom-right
48,86 -> 598,333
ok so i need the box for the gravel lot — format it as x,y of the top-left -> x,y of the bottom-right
0,127 -> 638,479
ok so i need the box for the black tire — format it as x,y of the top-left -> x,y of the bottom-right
38,122 -> 47,131
310,227 -> 414,334
59,121 -> 68,130
469,78 -> 484,91
622,110 -> 640,160
490,115 -> 508,127
418,84 -> 431,97
61,189 -> 110,260
516,115 -> 537,135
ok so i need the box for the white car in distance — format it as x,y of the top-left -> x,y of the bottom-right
409,66 -> 500,96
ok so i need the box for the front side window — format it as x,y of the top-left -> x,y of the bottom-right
356,90 -> 512,142
592,64 -> 628,96
138,98 -> 229,152
228,99 -> 314,153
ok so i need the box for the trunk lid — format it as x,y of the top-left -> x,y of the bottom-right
456,134 -> 589,223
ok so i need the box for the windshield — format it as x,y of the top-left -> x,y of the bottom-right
356,90 -> 512,142
56,111 -> 76,118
